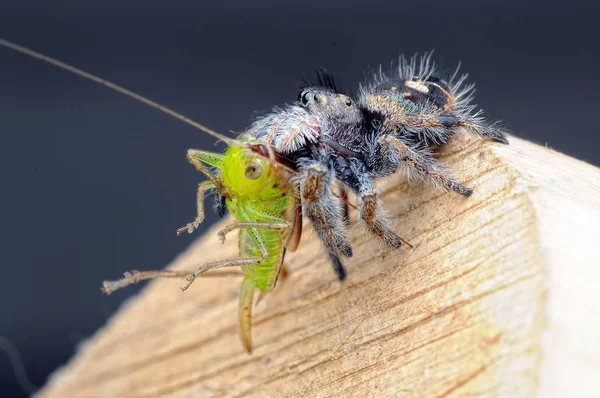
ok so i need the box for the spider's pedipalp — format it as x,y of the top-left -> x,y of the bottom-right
250,105 -> 321,153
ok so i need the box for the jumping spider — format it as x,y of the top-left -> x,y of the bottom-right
250,52 -> 509,278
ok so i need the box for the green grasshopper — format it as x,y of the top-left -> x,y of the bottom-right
103,134 -> 302,353
0,38 -> 302,353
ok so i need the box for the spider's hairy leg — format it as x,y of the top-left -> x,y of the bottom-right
450,115 -> 509,145
296,157 -> 351,280
396,113 -> 509,145
300,159 -> 353,257
340,159 -> 408,249
379,135 -> 473,197
340,186 -> 350,226
333,158 -> 355,227
176,180 -> 216,235
328,251 -> 347,281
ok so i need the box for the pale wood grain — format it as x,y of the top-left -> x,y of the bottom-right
37,134 -> 600,398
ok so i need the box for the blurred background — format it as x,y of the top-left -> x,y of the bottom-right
0,0 -> 598,396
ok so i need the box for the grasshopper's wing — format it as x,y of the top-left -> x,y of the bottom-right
282,196 -> 302,253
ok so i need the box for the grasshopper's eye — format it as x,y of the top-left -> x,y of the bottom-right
245,162 -> 263,180
345,98 -> 353,107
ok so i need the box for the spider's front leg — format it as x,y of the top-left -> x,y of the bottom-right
336,158 -> 410,249
378,135 -> 473,197
296,156 -> 352,280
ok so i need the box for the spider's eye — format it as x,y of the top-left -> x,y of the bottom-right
245,162 -> 263,180
313,94 -> 321,103
299,90 -> 311,106
345,98 -> 353,107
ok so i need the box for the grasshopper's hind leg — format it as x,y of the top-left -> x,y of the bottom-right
182,224 -> 272,290
180,256 -> 265,291
101,255 -> 265,295
102,270 -> 193,294
103,223 -> 274,294
101,268 -> 241,295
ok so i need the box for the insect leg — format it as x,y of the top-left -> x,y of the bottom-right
333,158 -> 354,226
379,135 -> 473,197
339,186 -> 350,226
298,159 -> 352,256
328,251 -> 347,281
217,222 -> 290,243
186,149 -> 222,187
104,220 -> 277,294
299,158 -> 352,243
435,113 -> 508,144
182,225 -> 271,291
340,158 -> 410,249
295,156 -> 351,279
101,269 -> 241,295
392,113 -> 509,144
215,194 -> 227,218
176,180 -> 216,235
180,256 -> 265,291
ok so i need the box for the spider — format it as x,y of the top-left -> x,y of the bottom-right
249,52 -> 509,271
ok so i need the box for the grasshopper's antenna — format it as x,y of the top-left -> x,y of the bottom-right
0,38 -> 235,145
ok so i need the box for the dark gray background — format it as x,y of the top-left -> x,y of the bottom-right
0,0 -> 598,396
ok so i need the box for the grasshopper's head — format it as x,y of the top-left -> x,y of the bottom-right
220,139 -> 287,201
188,135 -> 292,203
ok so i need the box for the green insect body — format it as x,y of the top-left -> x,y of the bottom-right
192,138 -> 301,352
102,135 -> 302,353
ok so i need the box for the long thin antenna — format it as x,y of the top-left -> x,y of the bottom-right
0,38 -> 234,145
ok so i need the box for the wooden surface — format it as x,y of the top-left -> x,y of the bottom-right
38,134 -> 600,397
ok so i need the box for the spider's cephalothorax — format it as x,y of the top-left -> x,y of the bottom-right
250,53 -> 508,264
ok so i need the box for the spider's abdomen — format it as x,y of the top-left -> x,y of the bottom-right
361,75 -> 456,124
357,65 -> 484,148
